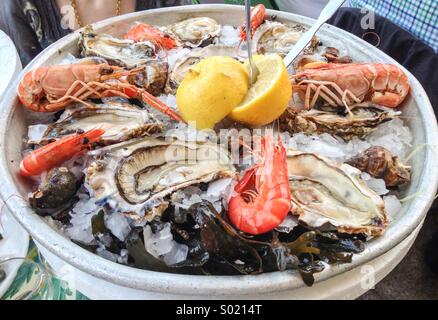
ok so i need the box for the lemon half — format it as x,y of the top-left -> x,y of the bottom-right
176,56 -> 249,129
229,54 -> 292,127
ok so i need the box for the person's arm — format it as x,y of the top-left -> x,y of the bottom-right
0,0 -> 42,66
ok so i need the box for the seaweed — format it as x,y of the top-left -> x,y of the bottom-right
125,229 -> 207,275
192,203 -> 263,275
91,210 -> 107,236
123,201 -> 368,287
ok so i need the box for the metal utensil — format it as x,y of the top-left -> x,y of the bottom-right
245,0 -> 260,84
283,0 -> 345,68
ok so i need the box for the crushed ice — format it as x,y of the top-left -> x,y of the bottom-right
143,223 -> 188,265
66,196 -> 99,245
104,212 -> 131,241
217,25 -> 240,47
361,172 -> 389,196
383,195 -> 403,222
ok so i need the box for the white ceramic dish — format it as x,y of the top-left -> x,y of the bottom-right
0,5 -> 437,299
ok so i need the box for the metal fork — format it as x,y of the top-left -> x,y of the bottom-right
245,0 -> 260,84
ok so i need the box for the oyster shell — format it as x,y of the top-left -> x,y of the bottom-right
346,146 -> 411,187
167,17 -> 221,48
40,101 -> 163,145
253,21 -> 319,57
165,44 -> 243,94
127,59 -> 168,96
79,26 -> 156,69
86,138 -> 236,221
279,105 -> 401,141
287,150 -> 387,236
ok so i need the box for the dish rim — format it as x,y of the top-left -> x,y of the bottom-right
0,4 -> 437,296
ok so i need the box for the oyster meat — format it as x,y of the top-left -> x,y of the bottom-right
79,26 -> 156,69
167,17 -> 221,48
346,146 -> 411,187
280,105 -> 401,141
40,101 -> 163,145
287,150 -> 387,236
165,44 -> 243,94
86,138 -> 236,221
253,21 -> 319,57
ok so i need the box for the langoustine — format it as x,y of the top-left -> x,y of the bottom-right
17,59 -> 183,122
291,62 -> 410,110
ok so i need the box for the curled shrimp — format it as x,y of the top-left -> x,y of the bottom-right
228,134 -> 291,235
125,23 -> 179,50
239,4 -> 267,44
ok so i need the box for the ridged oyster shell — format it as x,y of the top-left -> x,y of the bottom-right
86,138 -> 236,221
167,17 -> 221,48
79,26 -> 156,69
165,44 -> 243,94
41,101 -> 163,145
287,150 -> 387,236
280,105 -> 401,141
253,21 -> 319,57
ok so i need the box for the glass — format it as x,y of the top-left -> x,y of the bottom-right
0,257 -> 54,300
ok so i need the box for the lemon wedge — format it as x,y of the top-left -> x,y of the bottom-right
229,54 -> 292,127
176,56 -> 249,129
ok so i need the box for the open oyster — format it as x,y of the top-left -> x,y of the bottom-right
40,101 -> 163,145
79,26 -> 156,69
165,44 -> 243,94
253,21 -> 319,57
167,17 -> 221,48
346,146 -> 411,187
280,105 -> 401,141
86,138 -> 236,221
287,150 -> 387,236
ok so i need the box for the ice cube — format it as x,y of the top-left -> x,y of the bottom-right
361,172 -> 389,195
384,195 -> 402,222
104,212 -> 131,241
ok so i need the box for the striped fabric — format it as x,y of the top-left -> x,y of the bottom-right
348,0 -> 438,52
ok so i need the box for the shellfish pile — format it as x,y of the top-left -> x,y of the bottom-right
18,8 -> 414,286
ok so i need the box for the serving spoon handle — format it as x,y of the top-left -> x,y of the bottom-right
283,0 -> 345,68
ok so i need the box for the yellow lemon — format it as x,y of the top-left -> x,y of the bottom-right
176,56 -> 249,129
229,54 -> 292,127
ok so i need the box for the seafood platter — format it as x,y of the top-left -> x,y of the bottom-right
0,5 -> 437,298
